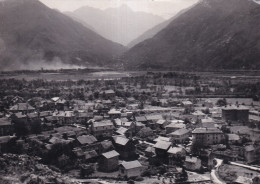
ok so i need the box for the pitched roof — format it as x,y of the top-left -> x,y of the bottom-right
121,160 -> 142,170
185,156 -> 199,163
192,128 -> 222,134
113,136 -> 129,146
154,136 -> 172,142
227,134 -> 240,141
154,141 -> 171,150
146,114 -> 163,121
93,120 -> 113,128
156,119 -> 166,125
170,128 -> 190,136
77,135 -> 97,145
85,150 -> 98,160
135,116 -> 147,122
166,123 -> 186,129
168,147 -> 185,154
102,150 -> 119,159
116,127 -> 128,135
10,103 -> 35,111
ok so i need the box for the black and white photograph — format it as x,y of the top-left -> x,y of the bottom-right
0,0 -> 260,183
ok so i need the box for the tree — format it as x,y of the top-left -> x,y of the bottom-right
30,119 -> 42,135
13,119 -> 29,137
216,98 -> 227,106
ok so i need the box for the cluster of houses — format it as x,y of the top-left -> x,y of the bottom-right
0,77 -> 260,182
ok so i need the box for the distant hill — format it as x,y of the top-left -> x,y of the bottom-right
68,5 -> 164,46
0,0 -> 126,70
124,0 -> 260,71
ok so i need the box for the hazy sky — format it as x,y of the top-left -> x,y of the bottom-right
39,0 -> 199,19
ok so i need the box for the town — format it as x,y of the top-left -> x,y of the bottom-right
0,71 -> 260,184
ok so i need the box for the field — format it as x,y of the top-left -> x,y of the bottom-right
0,71 -> 145,81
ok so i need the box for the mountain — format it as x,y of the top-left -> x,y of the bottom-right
69,5 -> 164,46
0,0 -> 126,70
123,0 -> 260,71
127,8 -> 190,48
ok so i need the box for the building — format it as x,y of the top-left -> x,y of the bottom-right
192,128 -> 225,146
154,140 -> 171,158
112,135 -> 136,160
0,118 -> 13,136
9,103 -> 35,114
91,120 -> 114,138
99,150 -> 119,172
222,105 -> 249,123
167,147 -> 186,165
184,156 -> 201,171
119,160 -> 144,178
165,123 -> 186,134
169,128 -> 190,144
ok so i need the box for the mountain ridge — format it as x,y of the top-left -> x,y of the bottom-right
123,0 -> 260,71
68,5 -> 164,46
0,0 -> 126,70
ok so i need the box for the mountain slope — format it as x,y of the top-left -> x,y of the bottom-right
69,5 -> 164,46
0,0 -> 126,70
127,8 -> 191,48
124,0 -> 260,70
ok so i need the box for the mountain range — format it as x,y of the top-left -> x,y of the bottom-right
67,5 -> 164,46
123,0 -> 260,70
0,0 -> 126,70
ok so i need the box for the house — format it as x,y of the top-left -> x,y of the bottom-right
227,134 -> 241,145
145,114 -> 163,129
184,156 -> 201,171
99,150 -> 119,172
222,105 -> 249,124
91,120 -> 114,139
108,109 -> 121,119
145,146 -> 155,157
155,119 -> 169,129
135,116 -> 148,125
169,128 -> 190,144
244,145 -> 257,164
201,118 -> 215,128
0,118 -> 13,136
9,103 -> 35,114
100,140 -> 114,153
192,111 -> 206,122
182,101 -> 193,109
119,160 -> 144,178
84,150 -> 98,162
165,123 -> 186,134
168,147 -> 186,165
112,135 -> 136,160
154,141 -> 171,158
192,128 -> 225,146
104,90 -> 115,98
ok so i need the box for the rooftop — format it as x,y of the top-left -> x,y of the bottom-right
154,141 -> 171,150
102,150 -> 119,159
192,128 -> 223,134
121,160 -> 142,170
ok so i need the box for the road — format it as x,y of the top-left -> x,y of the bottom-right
230,162 -> 260,172
211,159 -> 226,184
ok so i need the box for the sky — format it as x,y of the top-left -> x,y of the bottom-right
39,0 -> 199,19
